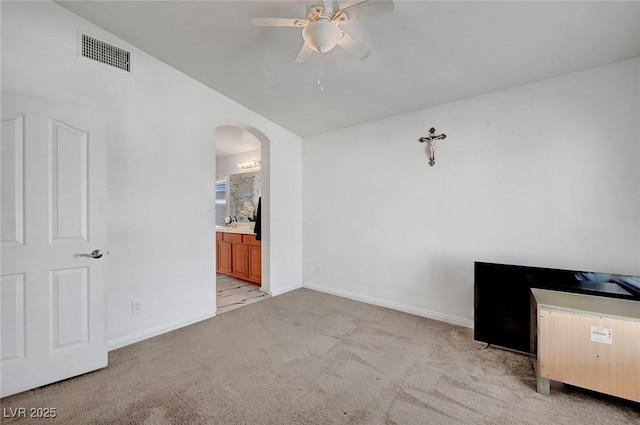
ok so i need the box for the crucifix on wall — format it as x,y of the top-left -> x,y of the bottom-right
418,127 -> 447,167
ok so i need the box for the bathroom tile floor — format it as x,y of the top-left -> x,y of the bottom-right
216,274 -> 269,314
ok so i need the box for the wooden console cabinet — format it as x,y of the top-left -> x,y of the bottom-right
216,232 -> 261,285
531,288 -> 640,403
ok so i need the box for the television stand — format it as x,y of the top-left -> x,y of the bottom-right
530,288 -> 640,403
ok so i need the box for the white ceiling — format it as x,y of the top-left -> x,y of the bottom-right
57,0 -> 640,145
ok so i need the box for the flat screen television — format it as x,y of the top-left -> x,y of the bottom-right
473,261 -> 640,353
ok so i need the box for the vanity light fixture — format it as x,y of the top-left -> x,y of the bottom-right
238,160 -> 261,169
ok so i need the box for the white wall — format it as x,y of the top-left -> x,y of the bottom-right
2,1 -> 303,348
216,148 -> 262,180
303,58 -> 640,327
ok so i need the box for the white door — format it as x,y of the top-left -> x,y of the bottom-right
1,92 -> 107,398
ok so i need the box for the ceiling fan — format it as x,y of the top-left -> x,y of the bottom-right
251,0 -> 394,91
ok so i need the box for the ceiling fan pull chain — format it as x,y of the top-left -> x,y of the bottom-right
317,51 -> 324,92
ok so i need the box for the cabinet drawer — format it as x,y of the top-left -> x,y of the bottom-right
222,233 -> 243,244
243,234 -> 261,246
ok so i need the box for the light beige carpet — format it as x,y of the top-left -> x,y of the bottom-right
1,288 -> 638,424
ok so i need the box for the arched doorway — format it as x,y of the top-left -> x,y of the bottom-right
214,123 -> 271,313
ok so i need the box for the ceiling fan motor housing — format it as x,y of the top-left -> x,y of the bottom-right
302,18 -> 341,53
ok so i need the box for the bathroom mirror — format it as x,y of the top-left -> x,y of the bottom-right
228,171 -> 261,222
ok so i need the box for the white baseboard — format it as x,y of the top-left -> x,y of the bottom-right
269,283 -> 302,297
107,310 -> 216,351
108,285 -> 472,351
302,282 -> 473,329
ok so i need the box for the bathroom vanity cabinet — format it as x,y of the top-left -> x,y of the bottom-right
216,231 -> 261,285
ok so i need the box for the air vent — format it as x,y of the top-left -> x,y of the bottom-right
81,33 -> 130,72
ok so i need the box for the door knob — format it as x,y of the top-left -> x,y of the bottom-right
77,249 -> 103,259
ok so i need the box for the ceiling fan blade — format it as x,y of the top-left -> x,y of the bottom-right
250,17 -> 303,27
338,0 -> 394,21
323,0 -> 340,12
337,31 -> 370,61
294,43 -> 314,64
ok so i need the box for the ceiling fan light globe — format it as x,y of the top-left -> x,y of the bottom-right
302,19 -> 341,53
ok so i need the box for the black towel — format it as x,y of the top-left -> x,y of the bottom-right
254,197 -> 262,241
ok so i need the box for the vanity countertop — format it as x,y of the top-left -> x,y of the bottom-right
216,226 -> 255,235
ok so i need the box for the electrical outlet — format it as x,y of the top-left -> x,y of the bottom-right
316,264 -> 322,274
132,300 -> 142,315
